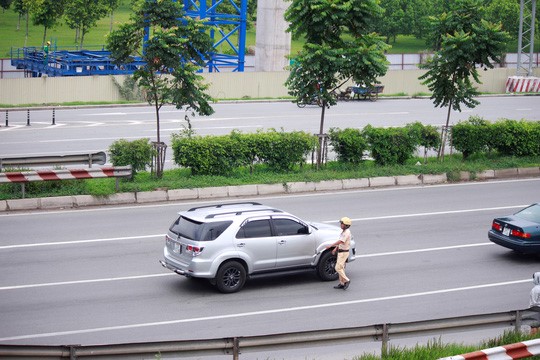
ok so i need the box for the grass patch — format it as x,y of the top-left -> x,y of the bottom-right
353,330 -> 540,359
1,154 -> 539,200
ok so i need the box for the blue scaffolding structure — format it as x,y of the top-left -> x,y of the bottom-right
11,0 -> 247,77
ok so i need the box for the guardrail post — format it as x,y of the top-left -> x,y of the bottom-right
232,337 -> 240,360
26,109 -> 30,126
515,310 -> 522,332
381,323 -> 389,357
67,344 -> 78,360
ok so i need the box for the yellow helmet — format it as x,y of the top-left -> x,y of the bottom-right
46,41 -> 51,45
340,217 -> 352,226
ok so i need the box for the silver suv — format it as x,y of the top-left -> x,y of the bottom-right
159,202 -> 356,293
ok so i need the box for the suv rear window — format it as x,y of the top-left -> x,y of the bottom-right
169,216 -> 232,241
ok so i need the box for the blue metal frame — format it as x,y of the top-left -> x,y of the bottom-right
11,0 -> 247,77
180,0 -> 247,72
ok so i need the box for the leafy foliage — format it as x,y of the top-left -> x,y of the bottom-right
418,0 -> 509,160
108,138 -> 153,175
450,117 -> 540,158
64,0 -> 110,48
328,127 -> 367,164
450,116 -> 492,159
284,0 -> 389,167
171,129 -> 317,176
363,125 -> 417,166
490,119 -> 540,157
106,0 -> 215,177
30,0 -> 66,45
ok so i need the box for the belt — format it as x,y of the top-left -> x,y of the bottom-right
338,249 -> 349,253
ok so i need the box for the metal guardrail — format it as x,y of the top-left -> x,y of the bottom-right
0,165 -> 132,198
1,308 -> 539,359
0,152 -> 106,170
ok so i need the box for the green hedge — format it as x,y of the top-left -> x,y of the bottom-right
171,129 -> 317,175
451,117 -> 540,158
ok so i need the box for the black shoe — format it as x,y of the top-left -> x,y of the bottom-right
343,281 -> 350,290
333,284 -> 344,289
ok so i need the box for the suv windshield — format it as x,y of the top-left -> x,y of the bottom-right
169,216 -> 232,241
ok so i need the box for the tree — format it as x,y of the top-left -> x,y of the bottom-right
64,0 -> 109,48
105,0 -> 121,32
12,0 -> 32,45
106,0 -> 215,178
285,0 -> 390,168
1,0 -> 13,11
30,0 -> 66,45
418,0 -> 509,161
378,0 -> 405,44
486,0 -> 520,39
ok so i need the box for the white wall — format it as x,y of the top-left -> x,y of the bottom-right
0,68 -> 539,106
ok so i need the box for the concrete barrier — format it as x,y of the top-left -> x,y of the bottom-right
1,168 -> 538,212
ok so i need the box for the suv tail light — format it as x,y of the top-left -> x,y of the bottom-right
186,245 -> 204,256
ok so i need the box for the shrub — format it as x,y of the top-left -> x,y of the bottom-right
328,127 -> 367,164
364,125 -> 417,166
255,129 -> 317,172
490,119 -> 540,157
406,121 -> 441,161
108,138 -> 153,175
171,134 -> 247,175
451,116 -> 492,159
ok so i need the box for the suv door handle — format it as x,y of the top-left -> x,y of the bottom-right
236,242 -> 245,248
278,240 -> 286,245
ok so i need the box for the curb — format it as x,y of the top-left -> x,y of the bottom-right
1,167 -> 539,212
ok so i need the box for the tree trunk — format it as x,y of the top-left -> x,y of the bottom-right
438,100 -> 453,161
24,13 -> 28,47
152,84 -> 164,178
316,101 -> 326,169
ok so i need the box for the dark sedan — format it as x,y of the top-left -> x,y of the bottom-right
488,203 -> 540,254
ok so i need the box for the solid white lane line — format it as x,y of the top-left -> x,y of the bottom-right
0,278 -> 530,342
321,205 -> 529,223
0,273 -> 173,291
0,234 -> 162,250
357,242 -> 493,258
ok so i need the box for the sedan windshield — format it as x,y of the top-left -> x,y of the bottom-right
515,204 -> 540,223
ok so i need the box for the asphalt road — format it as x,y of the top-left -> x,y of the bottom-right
1,96 -> 539,168
1,178 -> 539,358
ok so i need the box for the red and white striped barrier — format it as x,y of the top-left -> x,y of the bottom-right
0,166 -> 132,183
506,76 -> 540,93
439,338 -> 540,360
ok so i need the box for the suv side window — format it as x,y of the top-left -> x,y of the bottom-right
273,218 -> 309,236
236,219 -> 272,239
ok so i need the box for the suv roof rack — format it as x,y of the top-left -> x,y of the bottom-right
188,202 -> 262,212
205,208 -> 283,219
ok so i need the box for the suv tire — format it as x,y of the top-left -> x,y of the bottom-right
215,261 -> 247,293
316,251 -> 339,281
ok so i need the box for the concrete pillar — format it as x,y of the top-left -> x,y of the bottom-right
255,0 -> 291,72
